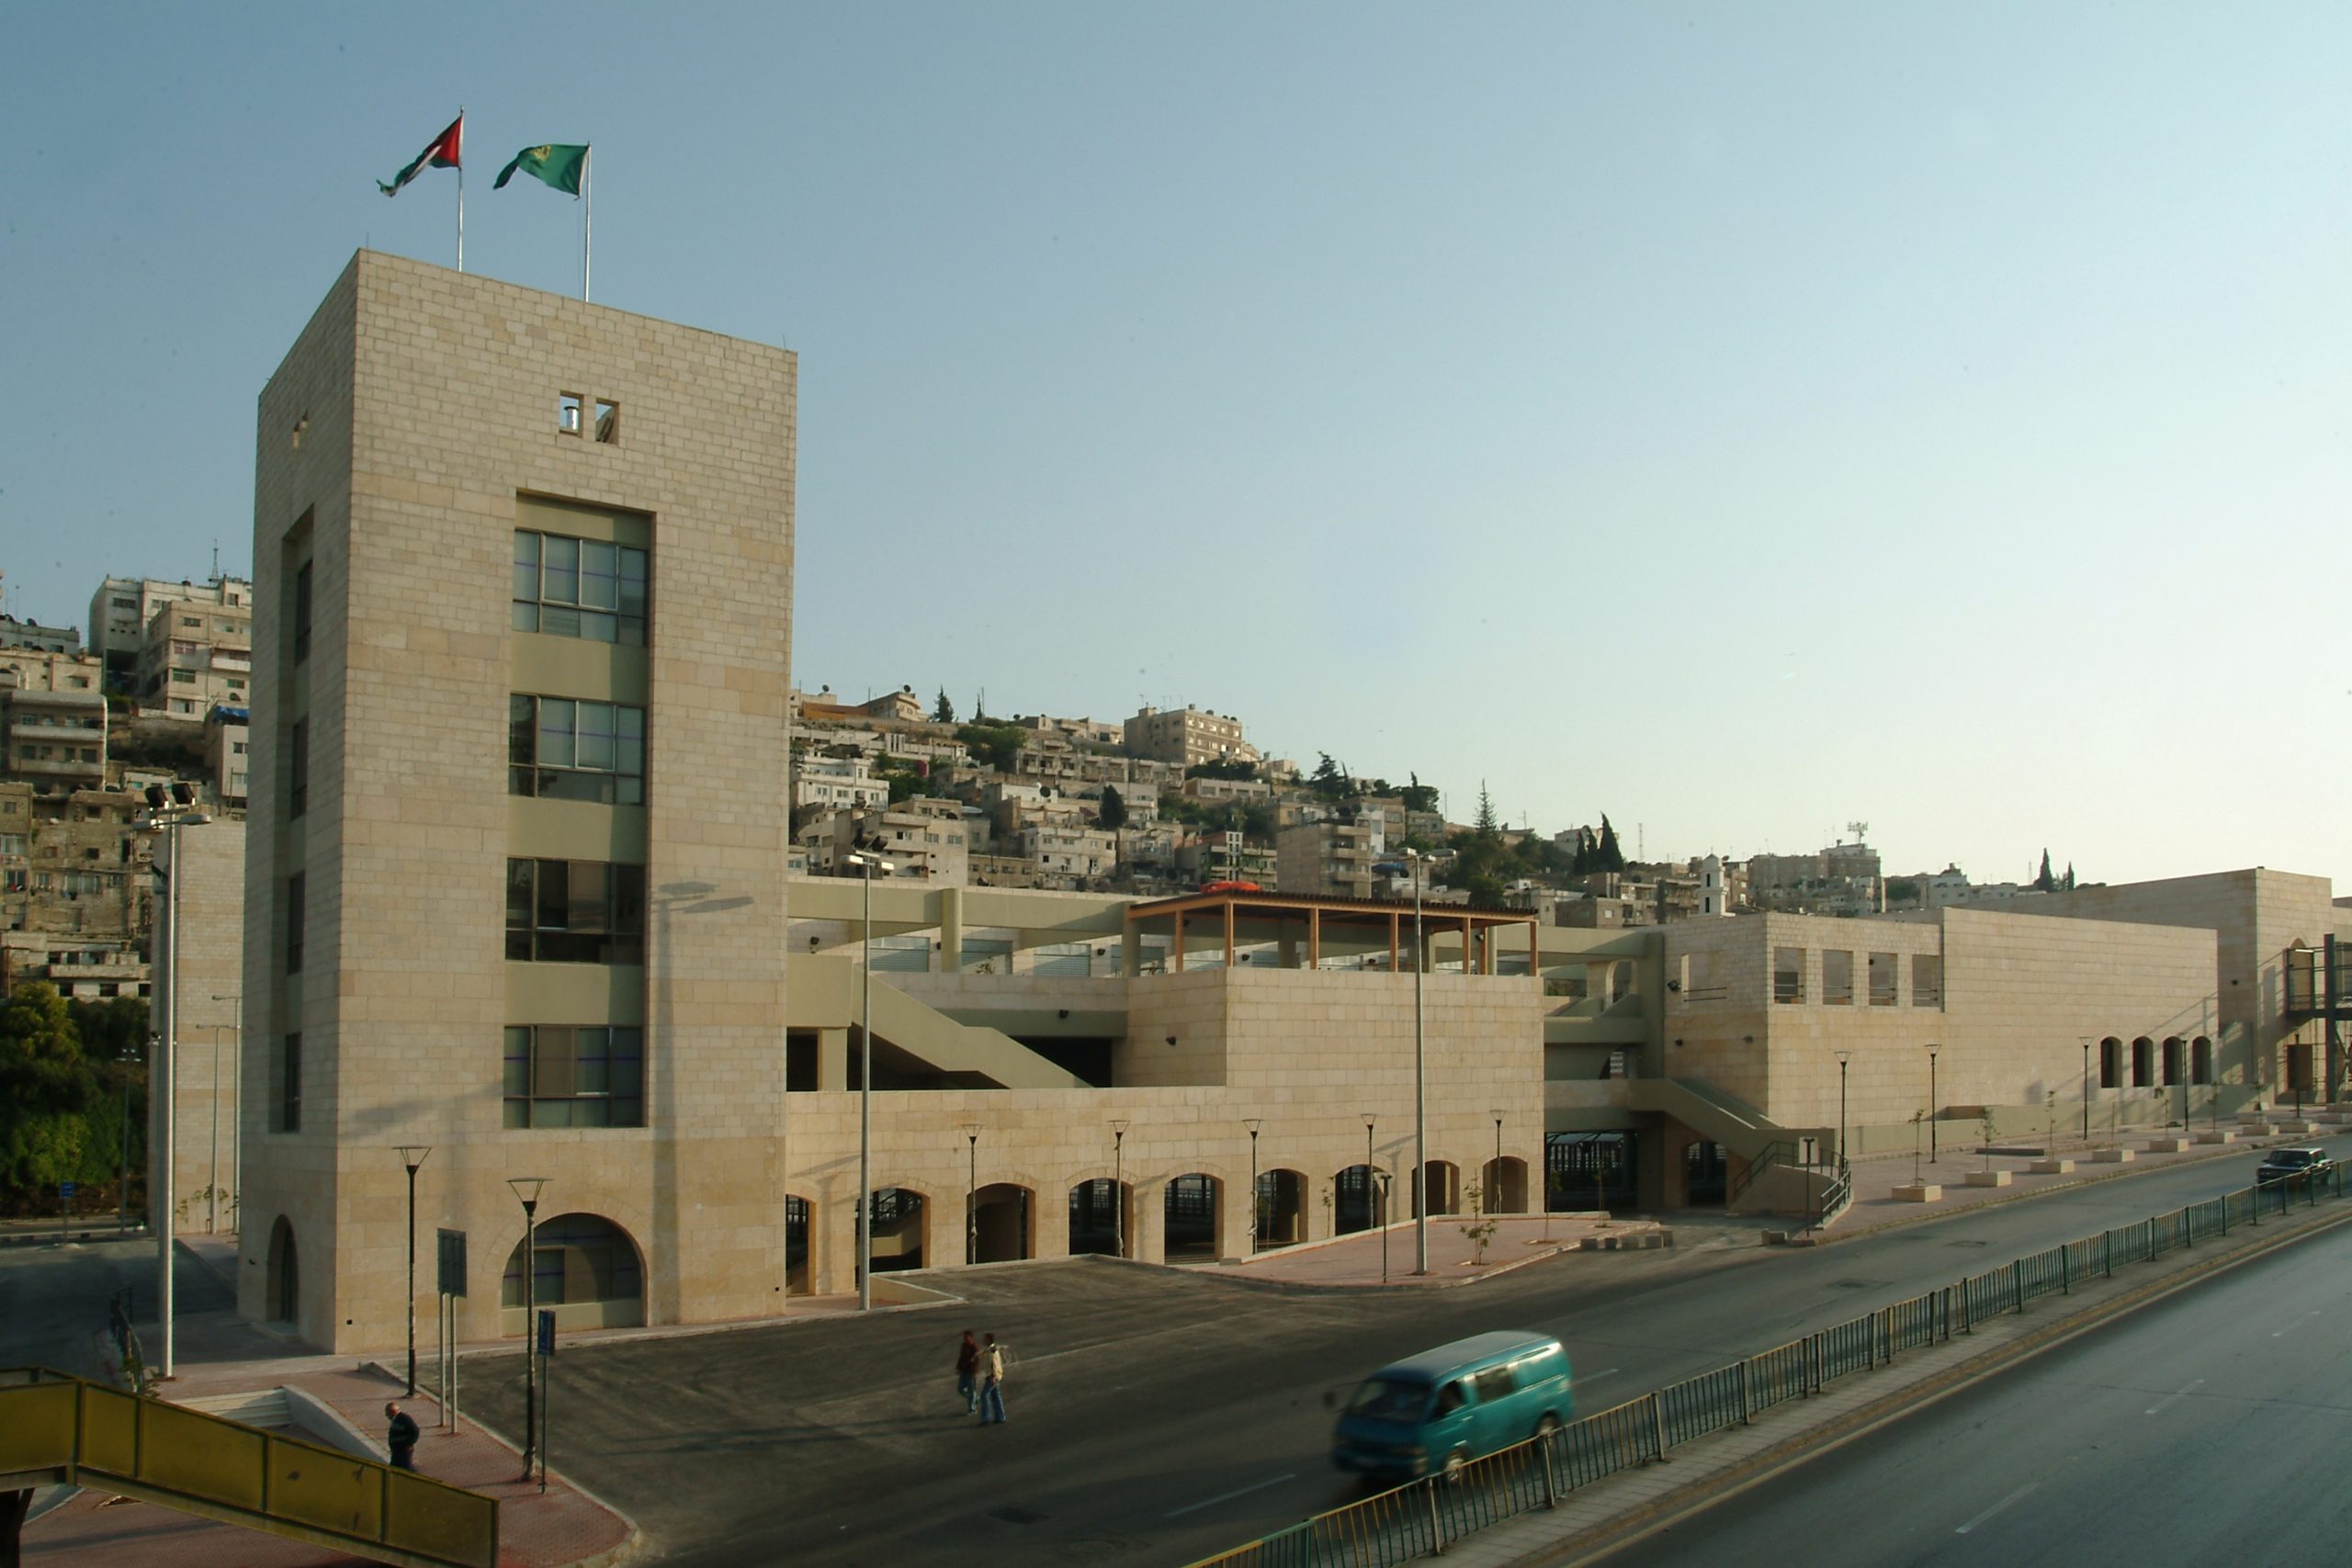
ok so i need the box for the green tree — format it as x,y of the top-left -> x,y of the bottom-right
0,983 -> 102,1196
955,722 -> 1026,773
1098,784 -> 1128,867
2064,862 -> 2077,891
1596,815 -> 1624,872
932,688 -> 956,725
2033,849 -> 2056,893
1474,783 -> 1500,840
1400,773 -> 1439,816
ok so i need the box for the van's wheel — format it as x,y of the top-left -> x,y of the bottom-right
1442,1448 -> 1468,1484
1534,1414 -> 1561,1440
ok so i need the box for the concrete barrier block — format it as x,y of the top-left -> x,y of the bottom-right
2028,1158 -> 2075,1175
1891,1183 -> 1942,1202
2193,1131 -> 2236,1144
2091,1146 -> 2134,1163
1963,1169 -> 2013,1188
2144,1136 -> 2191,1154
2277,1121 -> 2319,1134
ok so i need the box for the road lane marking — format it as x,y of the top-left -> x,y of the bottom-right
1584,1368 -> 1621,1382
1954,1482 -> 2040,1534
2145,1379 -> 2203,1416
2272,1311 -> 2322,1338
1165,1473 -> 1297,1518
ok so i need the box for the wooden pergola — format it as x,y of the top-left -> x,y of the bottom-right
1125,887 -> 1542,976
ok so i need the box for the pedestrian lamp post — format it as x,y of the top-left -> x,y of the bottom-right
1835,1051 -> 1852,1174
137,781 -> 209,1380
960,1122 -> 979,1267
2080,1039 -> 2092,1146
397,1146 -> 432,1395
1925,1046 -> 1939,1165
118,1039 -> 140,1234
1109,1119 -> 1129,1258
209,993 -> 242,1234
843,848 -> 894,1310
1242,1118 -> 1261,1253
506,1176 -> 548,1476
1363,1114 -> 1377,1235
1375,1171 -> 1393,1283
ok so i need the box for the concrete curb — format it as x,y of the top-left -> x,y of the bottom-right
1510,1194 -> 2352,1568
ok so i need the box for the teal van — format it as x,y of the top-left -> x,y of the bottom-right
1330,1331 -> 1573,1484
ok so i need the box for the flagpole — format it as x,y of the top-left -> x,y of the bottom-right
582,145 -> 593,303
456,107 -> 466,273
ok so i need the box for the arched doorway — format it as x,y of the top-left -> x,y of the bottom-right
1163,1174 -> 1221,1261
1255,1168 -> 1306,1248
971,1183 -> 1032,1263
1067,1179 -> 1130,1257
1413,1160 -> 1460,1219
2192,1036 -> 2213,1087
1481,1156 -> 1530,1213
502,1213 -> 645,1332
2099,1037 -> 2122,1089
867,1188 -> 928,1273
785,1195 -> 811,1295
1334,1164 -> 1380,1234
266,1216 -> 299,1324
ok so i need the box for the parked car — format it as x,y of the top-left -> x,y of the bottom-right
1331,1331 -> 1573,1485
2255,1145 -> 2332,1186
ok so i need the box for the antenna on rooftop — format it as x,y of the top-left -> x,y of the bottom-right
1848,820 -> 1869,844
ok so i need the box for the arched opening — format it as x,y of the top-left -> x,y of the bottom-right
266,1216 -> 299,1324
785,1194 -> 811,1295
502,1213 -> 645,1333
1067,1179 -> 1130,1258
1254,1168 -> 1306,1248
866,1188 -> 928,1273
2192,1036 -> 2213,1085
1163,1173 -> 1222,1261
970,1182 -> 1032,1264
1481,1156 -> 1530,1213
2131,1037 -> 2154,1089
2161,1036 -> 2184,1087
1333,1164 -> 1381,1234
1608,961 -> 1634,1004
1548,1132 -> 1638,1212
1412,1160 -> 1460,1218
2099,1037 -> 2122,1089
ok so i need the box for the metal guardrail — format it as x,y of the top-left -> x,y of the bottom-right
0,1366 -> 499,1568
1185,1165 -> 2346,1568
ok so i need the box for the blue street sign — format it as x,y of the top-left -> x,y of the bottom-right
59,1182 -> 75,1200
536,1308 -> 556,1357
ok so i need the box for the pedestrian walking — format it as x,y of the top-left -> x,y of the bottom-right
956,1329 -> 981,1415
385,1402 -> 420,1470
978,1333 -> 1008,1425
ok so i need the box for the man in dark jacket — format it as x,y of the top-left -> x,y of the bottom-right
386,1401 -> 421,1470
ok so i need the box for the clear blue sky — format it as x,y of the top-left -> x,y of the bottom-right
5,4 -> 2346,887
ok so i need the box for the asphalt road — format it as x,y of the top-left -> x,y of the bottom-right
1596,1197 -> 2352,1566
455,1136 -> 2352,1567
0,1232 -> 228,1375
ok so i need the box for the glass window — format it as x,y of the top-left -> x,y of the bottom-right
505,858 -> 645,964
513,529 -> 649,645
503,1025 -> 645,1128
513,531 -> 541,603
509,694 -> 646,804
542,535 -> 579,607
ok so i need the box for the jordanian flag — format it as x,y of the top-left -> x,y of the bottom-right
495,143 -> 589,196
379,114 -> 463,197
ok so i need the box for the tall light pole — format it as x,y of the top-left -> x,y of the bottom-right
1925,1046 -> 1939,1165
1109,1119 -> 1129,1258
1405,849 -> 1428,1274
209,992 -> 241,1234
1492,1111 -> 1504,1208
507,1176 -> 547,1476
397,1147 -> 431,1394
1363,1114 -> 1377,1235
844,848 -> 893,1309
961,1122 -> 979,1266
118,1039 -> 137,1234
139,782 -> 209,1380
1242,1118 -> 1261,1251
1835,1050 -> 1852,1173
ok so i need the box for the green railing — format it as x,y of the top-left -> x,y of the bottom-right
0,1367 -> 499,1568
1185,1164 -> 2346,1568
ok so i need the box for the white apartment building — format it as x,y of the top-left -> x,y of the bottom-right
138,594 -> 254,717
1,654 -> 107,787
1124,705 -> 1259,768
88,576 -> 253,683
1015,822 -> 1117,883
793,753 -> 888,814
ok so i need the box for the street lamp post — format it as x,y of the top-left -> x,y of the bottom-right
1376,1171 -> 1392,1283
119,1040 -> 139,1234
961,1123 -> 978,1266
1109,1119 -> 1129,1258
844,849 -> 894,1309
397,1147 -> 431,1394
1835,1051 -> 1852,1174
1242,1119 -> 1261,1252
1925,1046 -> 1939,1165
139,783 -> 209,1380
1492,1111 -> 1504,1209
1406,851 -> 1428,1275
506,1176 -> 548,1477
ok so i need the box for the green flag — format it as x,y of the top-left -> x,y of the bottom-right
494,143 -> 588,195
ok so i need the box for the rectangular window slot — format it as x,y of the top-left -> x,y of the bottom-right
285,872 -> 305,973
1912,954 -> 1943,1009
505,857 -> 647,964
1772,946 -> 1804,1005
1867,952 -> 1898,1006
594,400 -> 618,443
504,1023 -> 645,1127
558,392 -> 582,435
1822,951 -> 1853,1006
510,694 -> 646,804
513,528 -> 650,645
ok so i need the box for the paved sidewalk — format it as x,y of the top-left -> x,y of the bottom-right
1211,1213 -> 1671,1288
24,1235 -> 643,1568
